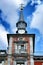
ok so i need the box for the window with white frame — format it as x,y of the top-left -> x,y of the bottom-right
15,43 -> 27,53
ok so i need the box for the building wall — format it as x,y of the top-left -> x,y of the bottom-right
12,36 -> 30,55
7,35 -> 34,65
34,61 -> 43,65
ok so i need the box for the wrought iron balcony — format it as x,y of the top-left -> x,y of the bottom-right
14,40 -> 28,44
15,49 -> 27,54
14,49 -> 28,57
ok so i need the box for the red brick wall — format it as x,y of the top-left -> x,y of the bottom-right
10,36 -> 30,65
34,61 -> 43,65
12,37 -> 18,54
12,36 -> 30,55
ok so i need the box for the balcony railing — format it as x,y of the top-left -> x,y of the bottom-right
15,49 -> 27,53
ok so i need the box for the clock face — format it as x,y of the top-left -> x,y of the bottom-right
18,30 -> 25,34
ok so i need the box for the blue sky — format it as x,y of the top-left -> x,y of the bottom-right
0,0 -> 43,56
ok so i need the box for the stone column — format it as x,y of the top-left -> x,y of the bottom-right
8,37 -> 12,65
8,56 -> 11,65
30,37 -> 34,65
8,37 -> 12,54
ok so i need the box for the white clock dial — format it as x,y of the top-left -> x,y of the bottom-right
18,30 -> 25,34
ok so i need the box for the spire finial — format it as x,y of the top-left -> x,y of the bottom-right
20,4 -> 24,10
18,4 -> 24,21
16,4 -> 27,34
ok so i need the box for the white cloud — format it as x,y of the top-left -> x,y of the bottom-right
0,0 -> 30,8
0,24 -> 9,49
30,4 -> 43,35
5,10 -> 19,33
31,0 -> 41,5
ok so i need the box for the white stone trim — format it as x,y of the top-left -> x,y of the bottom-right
8,37 -> 12,65
13,60 -> 16,65
8,37 -> 12,54
2,61 -> 4,65
30,37 -> 33,54
30,37 -> 34,65
25,61 -> 27,65
8,56 -> 11,65
30,57 -> 34,65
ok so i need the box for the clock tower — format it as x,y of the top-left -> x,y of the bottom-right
6,4 -> 35,65
16,4 -> 27,34
1,5 -> 43,65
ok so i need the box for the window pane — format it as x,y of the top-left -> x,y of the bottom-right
21,63 -> 24,65
19,45 -> 21,49
21,45 -> 24,50
17,63 -> 20,65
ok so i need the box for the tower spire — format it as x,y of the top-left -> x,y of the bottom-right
16,4 -> 27,34
19,4 -> 24,21
20,4 -> 24,10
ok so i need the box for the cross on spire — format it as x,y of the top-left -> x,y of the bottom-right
20,4 -> 24,10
